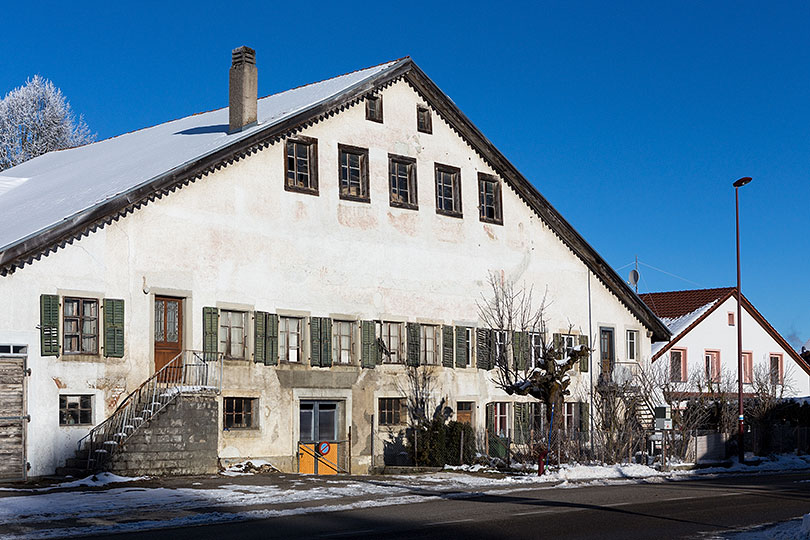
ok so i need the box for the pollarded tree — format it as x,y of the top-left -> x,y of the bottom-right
476,271 -> 590,433
0,75 -> 94,171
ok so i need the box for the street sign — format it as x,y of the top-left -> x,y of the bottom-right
318,441 -> 331,456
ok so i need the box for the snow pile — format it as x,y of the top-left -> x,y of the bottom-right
45,473 -> 147,491
220,459 -> 278,476
720,515 -> 810,539
443,464 -> 496,473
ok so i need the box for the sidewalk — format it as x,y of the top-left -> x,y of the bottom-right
2,455 -> 809,539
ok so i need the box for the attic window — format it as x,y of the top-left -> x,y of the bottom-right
478,173 -> 503,225
417,105 -> 432,134
366,95 -> 383,123
285,136 -> 319,195
728,312 -> 735,326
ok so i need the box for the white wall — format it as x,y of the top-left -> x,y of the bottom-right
0,80 -> 655,475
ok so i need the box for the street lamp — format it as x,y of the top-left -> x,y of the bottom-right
733,176 -> 752,464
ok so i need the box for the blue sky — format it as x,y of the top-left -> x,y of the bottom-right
2,1 -> 808,347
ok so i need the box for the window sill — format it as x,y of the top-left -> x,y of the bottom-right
390,200 -> 419,211
339,194 -> 371,204
437,209 -> 463,219
284,184 -> 319,196
60,353 -> 104,363
479,216 -> 503,226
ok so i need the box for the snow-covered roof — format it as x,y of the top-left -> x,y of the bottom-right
650,300 -> 719,356
0,60 -> 400,252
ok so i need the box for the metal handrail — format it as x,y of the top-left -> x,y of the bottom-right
77,350 -> 223,472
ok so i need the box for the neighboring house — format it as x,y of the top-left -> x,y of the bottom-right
0,48 -> 669,480
640,288 -> 810,397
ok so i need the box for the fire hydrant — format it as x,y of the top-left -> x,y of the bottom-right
537,450 -> 549,475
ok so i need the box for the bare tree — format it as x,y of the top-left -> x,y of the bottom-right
477,271 -> 588,430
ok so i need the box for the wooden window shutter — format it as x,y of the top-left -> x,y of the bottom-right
578,335 -> 589,372
103,299 -> 125,358
310,317 -> 322,367
578,402 -> 589,435
203,307 -> 219,361
485,402 -> 495,434
455,326 -> 467,368
476,328 -> 490,370
442,325 -> 454,367
513,331 -> 528,371
553,333 -> 562,352
254,311 -> 267,364
40,294 -> 59,356
406,323 -> 420,366
360,320 -> 377,369
320,318 -> 333,367
514,402 -> 530,444
266,314 -> 279,365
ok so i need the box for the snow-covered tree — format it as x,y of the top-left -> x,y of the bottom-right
0,75 -> 94,171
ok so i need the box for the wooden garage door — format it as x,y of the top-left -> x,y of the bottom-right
0,357 -> 26,481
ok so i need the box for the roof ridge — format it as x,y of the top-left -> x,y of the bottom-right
640,286 -> 735,296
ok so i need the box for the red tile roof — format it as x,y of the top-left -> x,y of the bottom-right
640,287 -> 735,319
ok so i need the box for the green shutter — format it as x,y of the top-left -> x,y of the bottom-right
579,402 -> 590,436
485,402 -> 495,434
578,335 -> 590,372
553,333 -> 562,352
406,323 -> 420,366
361,320 -> 377,369
203,307 -> 218,361
455,326 -> 467,368
321,317 -> 333,367
310,317 -> 322,367
514,402 -> 530,444
476,328 -> 491,370
513,331 -> 529,371
254,312 -> 267,363
442,325 -> 454,367
266,314 -> 279,365
40,294 -> 59,356
103,299 -> 125,358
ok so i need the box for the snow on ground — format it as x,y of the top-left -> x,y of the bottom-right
0,472 -> 146,493
713,513 -> 810,539
220,459 -> 278,476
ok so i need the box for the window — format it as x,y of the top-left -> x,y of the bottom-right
670,349 -> 687,382
332,320 -> 354,364
770,354 -> 783,385
494,402 -> 509,437
530,332 -> 544,368
420,325 -> 439,365
457,327 -> 472,367
389,154 -> 418,209
223,397 -> 255,429
434,164 -> 462,217
728,312 -> 735,326
219,310 -> 246,360
300,401 -> 338,441
417,105 -> 432,134
285,136 -> 318,194
626,330 -> 638,362
338,144 -> 369,202
365,95 -> 383,123
59,395 -> 92,425
742,352 -> 753,384
705,350 -> 720,383
280,316 -> 302,362
379,397 -> 406,426
380,321 -> 404,363
531,402 -> 546,433
478,173 -> 503,225
63,297 -> 99,354
494,330 -> 508,368
457,401 -> 473,424
564,402 -> 576,431
0,344 -> 27,356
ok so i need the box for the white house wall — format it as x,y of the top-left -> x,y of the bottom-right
656,296 -> 810,397
0,80 -> 654,476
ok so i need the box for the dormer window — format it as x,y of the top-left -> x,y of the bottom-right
417,105 -> 432,134
365,95 -> 383,123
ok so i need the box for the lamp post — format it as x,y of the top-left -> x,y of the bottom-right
733,176 -> 752,464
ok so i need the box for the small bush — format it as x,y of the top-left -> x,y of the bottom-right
407,419 -> 476,467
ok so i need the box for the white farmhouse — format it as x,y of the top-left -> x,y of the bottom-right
640,288 -> 810,397
0,48 -> 669,480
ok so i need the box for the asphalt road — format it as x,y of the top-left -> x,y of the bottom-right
94,471 -> 810,540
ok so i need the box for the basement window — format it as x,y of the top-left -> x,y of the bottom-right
224,397 -> 256,429
379,397 -> 407,426
59,395 -> 92,425
365,95 -> 383,123
63,297 -> 99,355
285,136 -> 319,194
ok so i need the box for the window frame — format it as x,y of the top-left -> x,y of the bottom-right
420,324 -> 439,365
332,320 -> 355,365
530,332 -> 544,369
337,144 -> 370,203
494,402 -> 509,437
769,353 -> 784,385
223,396 -> 257,430
728,312 -> 735,326
63,297 -> 99,355
365,95 -> 383,123
417,105 -> 432,134
388,154 -> 418,210
494,329 -> 508,368
434,163 -> 462,218
219,310 -> 247,360
670,348 -> 687,382
459,327 -> 472,367
742,351 -> 753,384
477,172 -> 503,225
626,329 -> 638,362
378,397 -> 406,426
279,316 -> 303,363
704,349 -> 721,383
59,394 -> 93,426
284,136 -> 319,195
380,321 -> 404,364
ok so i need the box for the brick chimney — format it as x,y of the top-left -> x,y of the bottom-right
229,46 -> 257,133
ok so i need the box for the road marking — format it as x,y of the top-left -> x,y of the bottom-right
427,518 -> 474,525
319,529 -> 381,538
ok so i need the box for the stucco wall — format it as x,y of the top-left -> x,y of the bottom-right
0,80 -> 654,476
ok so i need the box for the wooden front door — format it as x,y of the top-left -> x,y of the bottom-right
154,297 -> 183,373
600,327 -> 614,377
0,355 -> 26,481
